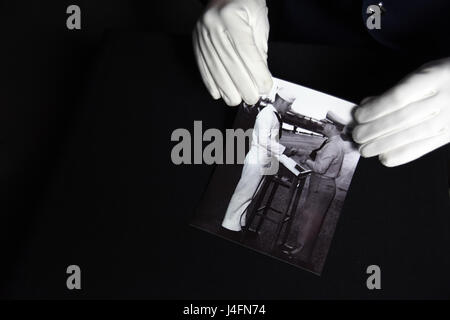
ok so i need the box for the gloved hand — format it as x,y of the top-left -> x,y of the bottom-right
352,58 -> 450,167
193,0 -> 273,106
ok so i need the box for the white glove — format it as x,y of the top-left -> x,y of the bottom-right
353,58 -> 450,167
193,0 -> 273,106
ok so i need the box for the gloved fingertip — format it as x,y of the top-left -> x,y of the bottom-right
352,126 -> 365,144
379,154 -> 397,167
359,144 -> 377,158
358,144 -> 367,156
204,84 -> 220,100
228,97 -> 242,107
223,89 -> 242,106
243,94 -> 260,106
221,93 -> 241,106
353,107 -> 365,123
211,91 -> 221,100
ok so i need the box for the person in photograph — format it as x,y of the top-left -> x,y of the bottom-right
284,121 -> 345,260
221,88 -> 298,232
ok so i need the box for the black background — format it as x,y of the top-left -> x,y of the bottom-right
1,1 -> 449,299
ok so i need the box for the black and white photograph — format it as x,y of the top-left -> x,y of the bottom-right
193,78 -> 359,275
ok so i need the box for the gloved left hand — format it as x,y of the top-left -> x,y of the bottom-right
352,58 -> 450,167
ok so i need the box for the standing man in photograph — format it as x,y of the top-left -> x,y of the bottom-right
221,88 -> 297,232
284,121 -> 345,261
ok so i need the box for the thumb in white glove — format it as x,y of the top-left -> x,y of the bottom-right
352,58 -> 450,167
193,0 -> 273,106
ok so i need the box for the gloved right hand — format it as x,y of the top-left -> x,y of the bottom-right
193,0 -> 273,106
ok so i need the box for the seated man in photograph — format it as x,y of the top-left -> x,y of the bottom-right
221,88 -> 298,232
284,121 -> 345,260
